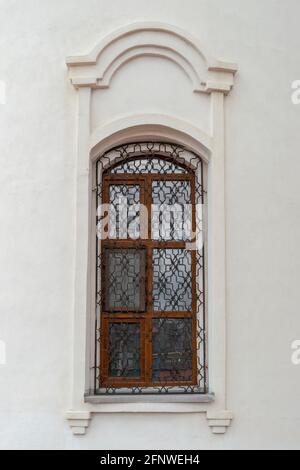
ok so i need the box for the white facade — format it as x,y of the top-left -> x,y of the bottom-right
0,0 -> 300,450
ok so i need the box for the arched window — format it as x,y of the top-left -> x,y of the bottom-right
66,21 -> 237,434
95,142 -> 206,394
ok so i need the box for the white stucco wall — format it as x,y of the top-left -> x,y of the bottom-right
0,0 -> 300,449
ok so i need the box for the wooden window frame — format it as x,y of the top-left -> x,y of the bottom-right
99,168 -> 198,390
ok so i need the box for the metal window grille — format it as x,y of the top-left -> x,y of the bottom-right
95,142 -> 207,395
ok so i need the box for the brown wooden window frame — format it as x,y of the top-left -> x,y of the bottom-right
95,143 -> 207,395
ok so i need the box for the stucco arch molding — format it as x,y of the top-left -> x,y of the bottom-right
66,22 -> 237,94
89,114 -> 212,163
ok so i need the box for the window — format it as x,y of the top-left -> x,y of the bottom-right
95,142 -> 206,394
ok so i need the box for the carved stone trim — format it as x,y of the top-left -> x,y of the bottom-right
207,411 -> 233,434
66,21 -> 237,95
66,411 -> 91,435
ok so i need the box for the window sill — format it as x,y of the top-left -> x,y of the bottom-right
67,395 -> 233,436
84,393 -> 215,404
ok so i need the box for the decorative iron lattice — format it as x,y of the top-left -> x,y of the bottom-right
108,185 -> 140,239
108,323 -> 141,378
111,157 -> 188,175
152,318 -> 193,383
152,181 -> 192,241
104,249 -> 146,312
153,249 -> 192,312
95,142 -> 207,395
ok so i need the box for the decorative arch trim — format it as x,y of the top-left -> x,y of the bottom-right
66,22 -> 209,66
96,45 -> 205,92
66,21 -> 237,94
89,114 -> 212,162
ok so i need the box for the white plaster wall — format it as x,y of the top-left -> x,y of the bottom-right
91,58 -> 210,134
0,0 -> 300,449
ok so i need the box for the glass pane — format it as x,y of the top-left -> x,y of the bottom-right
152,318 -> 193,382
109,323 -> 140,378
109,185 -> 140,239
111,158 -> 188,174
105,249 -> 146,311
153,249 -> 192,311
152,180 -> 192,240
